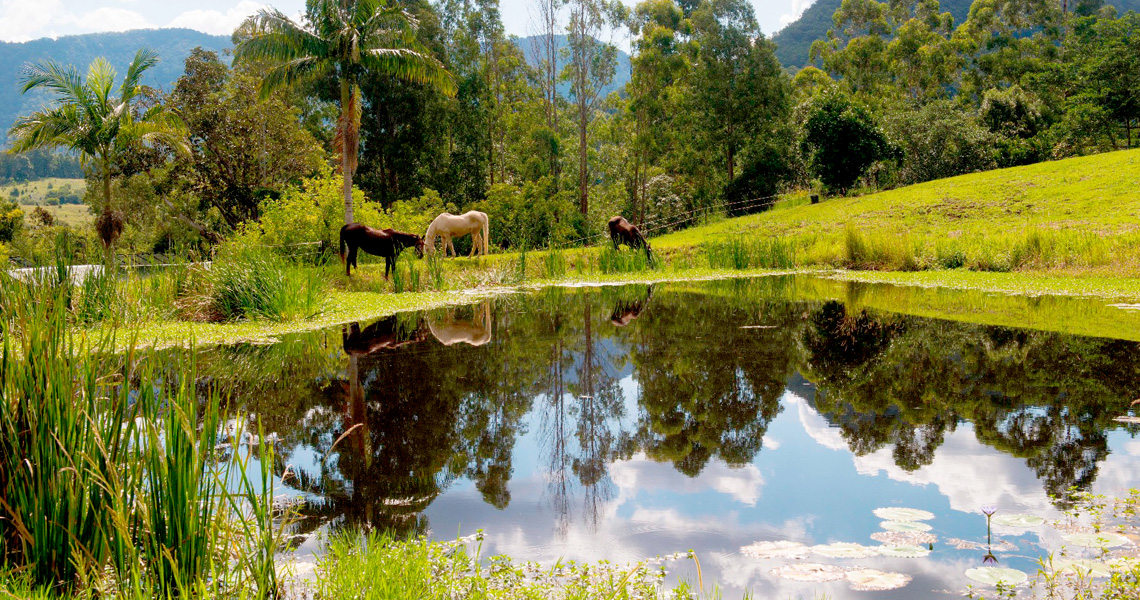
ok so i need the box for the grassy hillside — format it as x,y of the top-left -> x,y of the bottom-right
2,177 -> 90,227
654,148 -> 1140,272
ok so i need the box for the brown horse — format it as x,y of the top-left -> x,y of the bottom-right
608,216 -> 653,263
610,285 -> 653,327
339,223 -> 425,278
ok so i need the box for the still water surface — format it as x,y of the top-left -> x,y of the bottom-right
196,276 -> 1140,597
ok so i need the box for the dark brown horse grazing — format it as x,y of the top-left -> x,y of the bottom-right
610,285 -> 653,327
339,223 -> 425,278
608,216 -> 653,263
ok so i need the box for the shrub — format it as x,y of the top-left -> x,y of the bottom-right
203,243 -> 323,321
800,90 -> 900,195
883,100 -> 997,185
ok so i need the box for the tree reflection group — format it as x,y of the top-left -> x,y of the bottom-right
194,279 -> 1140,537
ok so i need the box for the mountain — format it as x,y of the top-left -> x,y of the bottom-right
511,34 -> 632,99
772,0 -> 1140,70
0,29 -> 232,145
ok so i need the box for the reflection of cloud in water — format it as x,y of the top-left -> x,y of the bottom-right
610,453 -> 765,506
790,393 -> 852,451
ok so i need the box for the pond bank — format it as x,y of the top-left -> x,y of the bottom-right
107,267 -> 1140,348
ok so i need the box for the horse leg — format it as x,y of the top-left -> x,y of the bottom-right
346,245 -> 358,276
447,237 -> 456,257
468,234 -> 478,258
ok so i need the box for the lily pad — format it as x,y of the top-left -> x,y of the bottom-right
847,568 -> 912,591
770,563 -> 846,582
1064,532 -> 1131,549
881,520 -> 933,532
877,544 -> 931,558
965,567 -> 1028,586
812,542 -> 879,559
1051,559 -> 1116,578
873,507 -> 935,522
872,531 -> 938,545
991,514 -> 1045,528
741,540 -> 810,560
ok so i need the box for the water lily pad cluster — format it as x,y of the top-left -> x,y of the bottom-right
768,563 -> 911,591
965,566 -> 1028,586
872,507 -> 938,545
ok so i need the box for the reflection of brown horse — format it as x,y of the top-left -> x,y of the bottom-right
339,223 -> 425,278
428,302 -> 492,346
608,216 -> 653,263
610,286 -> 653,327
342,317 -> 426,356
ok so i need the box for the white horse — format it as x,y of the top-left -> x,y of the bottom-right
424,211 -> 489,257
428,303 -> 492,347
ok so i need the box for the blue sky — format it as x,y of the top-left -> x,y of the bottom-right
0,0 -> 814,43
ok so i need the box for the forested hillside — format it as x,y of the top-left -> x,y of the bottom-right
773,0 -> 1139,68
0,29 -> 232,145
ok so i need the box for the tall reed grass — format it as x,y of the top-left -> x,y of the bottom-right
597,246 -> 653,274
704,238 -> 797,270
204,245 -> 323,321
0,275 -> 285,598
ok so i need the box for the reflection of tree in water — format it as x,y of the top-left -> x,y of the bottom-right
801,300 -> 1140,504
534,290 -> 632,534
631,290 -> 791,476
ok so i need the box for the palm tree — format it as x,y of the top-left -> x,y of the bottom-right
236,0 -> 457,226
7,48 -> 189,248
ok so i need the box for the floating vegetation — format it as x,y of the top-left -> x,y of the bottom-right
872,531 -> 938,545
881,520 -> 933,532
812,542 -> 880,559
1063,532 -> 1131,548
846,568 -> 912,591
991,514 -> 1045,528
873,507 -> 935,522
947,539 -> 1017,552
877,545 -> 931,558
741,540 -> 810,560
769,563 -> 846,583
964,566 -> 1028,586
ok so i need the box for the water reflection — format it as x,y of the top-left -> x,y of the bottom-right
184,277 -> 1140,596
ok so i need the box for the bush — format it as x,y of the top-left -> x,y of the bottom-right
200,243 -> 323,322
800,90 -> 900,195
883,100 -> 997,185
478,178 -> 577,250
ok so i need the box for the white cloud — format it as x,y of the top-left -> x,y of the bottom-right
0,0 -> 63,42
72,7 -> 152,34
779,0 -> 816,28
610,453 -> 766,506
168,0 -> 266,36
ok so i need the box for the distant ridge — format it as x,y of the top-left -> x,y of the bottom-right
772,0 -> 1140,70
0,29 -> 232,145
0,29 -> 632,145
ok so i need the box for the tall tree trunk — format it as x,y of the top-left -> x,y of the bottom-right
579,110 -> 588,215
341,79 -> 355,225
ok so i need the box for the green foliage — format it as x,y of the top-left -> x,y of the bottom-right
205,243 -> 324,322
705,238 -> 797,270
0,197 -> 22,242
597,246 -> 653,273
800,90 -> 899,194
251,167 -> 383,250
0,281 -> 282,596
883,99 -> 997,185
478,179 -> 577,250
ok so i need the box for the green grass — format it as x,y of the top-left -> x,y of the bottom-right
654,148 -> 1140,273
3,178 -> 91,227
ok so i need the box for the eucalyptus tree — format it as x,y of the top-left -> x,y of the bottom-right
236,0 -> 457,225
562,0 -> 628,216
7,48 -> 189,248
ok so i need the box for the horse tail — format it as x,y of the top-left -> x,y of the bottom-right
339,224 -> 348,264
482,214 -> 490,256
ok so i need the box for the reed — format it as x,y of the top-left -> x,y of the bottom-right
542,249 -> 568,280
0,275 -> 284,598
208,244 -> 324,321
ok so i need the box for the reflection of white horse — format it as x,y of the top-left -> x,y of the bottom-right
424,211 -> 489,257
428,303 -> 492,346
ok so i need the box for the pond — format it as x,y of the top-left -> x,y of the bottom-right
188,275 -> 1140,598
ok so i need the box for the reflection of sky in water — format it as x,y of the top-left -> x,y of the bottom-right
405,383 -> 1140,599
220,282 -> 1140,597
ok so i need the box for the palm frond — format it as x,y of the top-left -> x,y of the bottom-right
235,8 -> 327,64
119,47 -> 160,104
20,59 -> 85,102
7,105 -> 88,154
259,58 -> 328,98
361,48 -> 457,97
86,58 -> 118,110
